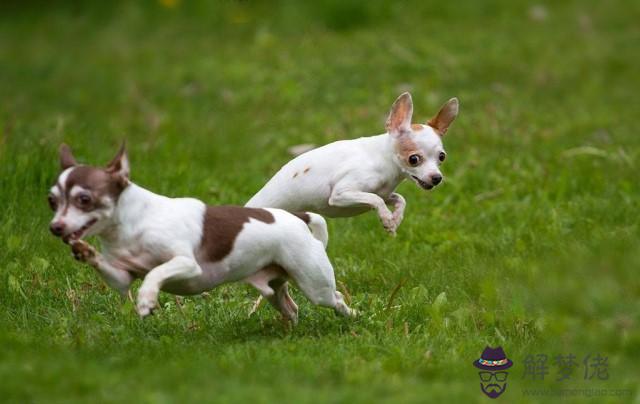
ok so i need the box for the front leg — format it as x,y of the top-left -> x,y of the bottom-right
329,189 -> 397,235
136,256 -> 202,317
70,240 -> 133,297
386,192 -> 406,229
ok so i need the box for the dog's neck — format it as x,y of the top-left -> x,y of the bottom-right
371,133 -> 408,187
98,182 -> 163,245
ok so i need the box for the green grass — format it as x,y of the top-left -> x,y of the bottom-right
1,1 -> 639,402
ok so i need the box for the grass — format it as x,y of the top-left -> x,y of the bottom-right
1,1 -> 639,402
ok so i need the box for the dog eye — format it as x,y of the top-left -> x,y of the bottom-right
438,152 -> 446,162
76,194 -> 92,207
408,154 -> 422,166
47,194 -> 58,211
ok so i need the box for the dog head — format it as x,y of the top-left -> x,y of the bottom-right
385,92 -> 458,190
48,143 -> 130,243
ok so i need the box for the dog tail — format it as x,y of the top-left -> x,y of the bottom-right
306,212 -> 329,249
292,212 -> 328,249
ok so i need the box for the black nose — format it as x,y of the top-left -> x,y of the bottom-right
50,222 -> 65,236
431,174 -> 442,185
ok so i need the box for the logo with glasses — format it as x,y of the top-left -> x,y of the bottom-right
473,346 -> 513,399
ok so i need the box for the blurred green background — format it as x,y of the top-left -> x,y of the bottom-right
0,0 -> 638,402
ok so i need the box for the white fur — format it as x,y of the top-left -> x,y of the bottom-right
246,129 -> 445,234
53,177 -> 353,321
246,93 -> 456,235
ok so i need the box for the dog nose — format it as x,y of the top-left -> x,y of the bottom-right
431,174 -> 442,185
50,222 -> 66,236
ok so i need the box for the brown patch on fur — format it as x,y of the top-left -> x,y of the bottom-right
427,98 -> 458,136
411,124 -> 424,131
104,142 -> 129,188
59,144 -> 77,170
106,144 -> 125,172
65,166 -> 127,208
291,212 -> 310,224
292,172 -> 298,178
394,134 -> 421,160
199,206 -> 275,262
303,167 -> 310,173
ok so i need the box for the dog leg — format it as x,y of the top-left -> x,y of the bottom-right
332,290 -> 357,317
136,256 -> 202,317
70,240 -> 133,297
282,243 -> 356,318
273,282 -> 299,325
386,192 -> 406,229
298,278 -> 357,318
329,189 -> 397,235
246,266 -> 298,325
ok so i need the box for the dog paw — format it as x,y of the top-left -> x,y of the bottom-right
136,289 -> 158,318
70,240 -> 97,265
392,208 -> 404,228
380,213 -> 398,236
388,193 -> 405,226
334,304 -> 358,318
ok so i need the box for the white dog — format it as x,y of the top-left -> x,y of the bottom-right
247,92 -> 458,235
48,143 -> 355,324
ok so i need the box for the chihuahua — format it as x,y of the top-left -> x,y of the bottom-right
48,143 -> 355,323
246,92 -> 459,235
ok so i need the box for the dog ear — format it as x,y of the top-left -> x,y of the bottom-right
385,92 -> 413,136
106,141 -> 130,182
59,144 -> 77,170
427,98 -> 459,136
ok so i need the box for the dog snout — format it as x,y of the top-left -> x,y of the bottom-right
431,174 -> 442,185
50,222 -> 66,236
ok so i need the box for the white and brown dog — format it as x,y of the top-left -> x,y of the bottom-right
48,144 -> 355,323
247,92 -> 459,235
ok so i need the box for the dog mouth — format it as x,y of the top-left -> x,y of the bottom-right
411,176 -> 434,190
63,219 -> 97,243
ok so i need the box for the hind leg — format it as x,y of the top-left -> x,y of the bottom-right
244,265 -> 299,324
298,281 -> 356,318
272,281 -> 298,325
283,244 -> 356,318
332,290 -> 356,317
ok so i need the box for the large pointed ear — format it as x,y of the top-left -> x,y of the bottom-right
59,144 -> 77,170
427,97 -> 459,136
385,92 -> 413,136
106,141 -> 130,181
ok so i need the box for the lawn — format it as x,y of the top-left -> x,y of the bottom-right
1,1 -> 638,402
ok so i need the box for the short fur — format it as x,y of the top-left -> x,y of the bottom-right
247,92 -> 459,235
48,144 -> 355,323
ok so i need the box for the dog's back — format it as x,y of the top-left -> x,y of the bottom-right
246,136 -> 386,216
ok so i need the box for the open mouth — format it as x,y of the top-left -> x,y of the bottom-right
411,175 -> 434,190
63,219 -> 97,243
